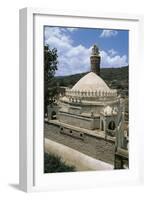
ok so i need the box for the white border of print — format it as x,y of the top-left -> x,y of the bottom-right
19,8 -> 144,192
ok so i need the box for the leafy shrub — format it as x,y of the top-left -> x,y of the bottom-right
44,152 -> 76,173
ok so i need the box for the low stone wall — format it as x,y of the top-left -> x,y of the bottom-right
45,138 -> 113,171
59,111 -> 93,129
44,123 -> 115,165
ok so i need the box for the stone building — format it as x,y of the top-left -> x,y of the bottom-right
58,45 -> 124,137
47,44 -> 128,168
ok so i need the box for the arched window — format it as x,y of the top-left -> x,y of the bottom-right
51,111 -> 56,120
108,121 -> 115,130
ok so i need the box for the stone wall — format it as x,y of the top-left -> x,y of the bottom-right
68,105 -> 81,115
59,112 -> 93,129
59,112 -> 101,130
44,123 -> 115,165
93,118 -> 100,129
45,138 -> 113,171
81,105 -> 102,114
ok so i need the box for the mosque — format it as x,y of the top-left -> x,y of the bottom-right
47,44 -> 129,169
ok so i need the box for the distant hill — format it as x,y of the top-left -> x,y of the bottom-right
55,66 -> 128,94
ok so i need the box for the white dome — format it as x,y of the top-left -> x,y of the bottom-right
71,72 -> 110,92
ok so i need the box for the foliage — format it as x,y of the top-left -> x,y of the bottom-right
55,66 -> 128,93
44,45 -> 58,115
44,152 -> 76,173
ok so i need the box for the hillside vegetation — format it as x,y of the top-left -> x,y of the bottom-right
55,66 -> 128,96
44,153 -> 75,173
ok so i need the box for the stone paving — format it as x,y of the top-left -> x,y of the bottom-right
44,122 -> 115,165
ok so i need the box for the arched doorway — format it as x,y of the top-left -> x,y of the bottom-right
51,111 -> 56,120
108,121 -> 115,130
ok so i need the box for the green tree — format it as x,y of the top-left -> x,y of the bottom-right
44,45 -> 58,116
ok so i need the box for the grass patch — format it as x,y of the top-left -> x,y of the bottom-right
44,152 -> 76,173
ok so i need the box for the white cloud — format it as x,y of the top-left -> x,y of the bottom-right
100,30 -> 118,38
45,27 -> 127,76
108,49 -> 118,56
45,27 -> 91,76
100,50 -> 127,67
45,27 -> 73,48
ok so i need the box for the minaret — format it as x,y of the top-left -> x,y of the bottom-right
90,44 -> 101,75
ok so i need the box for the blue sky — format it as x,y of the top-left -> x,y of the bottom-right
44,26 -> 129,76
